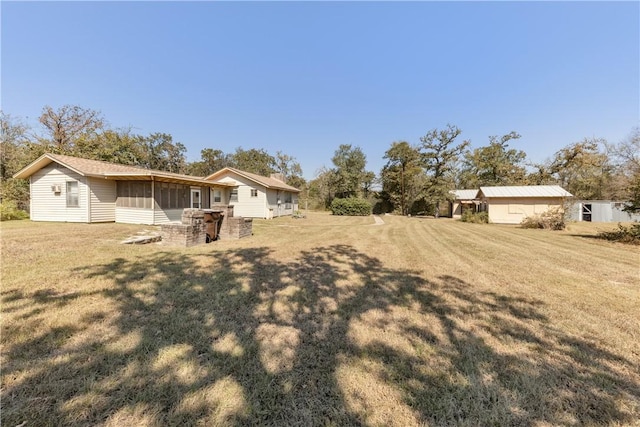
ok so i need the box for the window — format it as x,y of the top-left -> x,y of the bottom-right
213,189 -> 222,203
66,181 -> 79,207
251,189 -> 258,197
230,188 -> 238,202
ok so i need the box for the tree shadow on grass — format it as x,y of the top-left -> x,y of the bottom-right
2,245 -> 639,426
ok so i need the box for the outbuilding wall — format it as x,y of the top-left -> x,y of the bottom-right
566,201 -> 640,222
485,197 -> 563,224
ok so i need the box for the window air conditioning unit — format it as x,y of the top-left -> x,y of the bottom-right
52,184 -> 61,193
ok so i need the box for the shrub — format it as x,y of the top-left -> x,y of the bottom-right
520,207 -> 565,230
330,197 -> 372,216
596,223 -> 640,245
460,210 -> 489,224
0,200 -> 29,221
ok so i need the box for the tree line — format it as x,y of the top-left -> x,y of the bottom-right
1,105 -> 639,215
309,124 -> 639,216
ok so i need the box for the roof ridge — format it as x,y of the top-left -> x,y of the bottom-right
48,152 -> 204,178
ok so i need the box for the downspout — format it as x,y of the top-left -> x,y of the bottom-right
86,177 -> 91,223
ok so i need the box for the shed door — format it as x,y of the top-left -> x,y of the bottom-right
582,203 -> 592,222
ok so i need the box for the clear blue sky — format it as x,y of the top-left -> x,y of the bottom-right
2,1 -> 638,180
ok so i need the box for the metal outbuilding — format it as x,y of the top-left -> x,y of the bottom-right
566,201 -> 640,223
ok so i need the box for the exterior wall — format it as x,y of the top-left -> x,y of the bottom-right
452,201 -> 478,219
485,197 -> 564,224
566,201 -> 640,222
30,164 -> 89,222
88,177 -> 116,222
209,187 -> 230,208
208,171 -> 299,218
266,189 -> 297,217
216,175 -> 269,218
115,208 -> 154,224
154,208 -> 183,224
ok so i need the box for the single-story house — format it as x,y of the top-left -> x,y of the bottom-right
204,167 -> 300,219
13,153 -> 235,224
566,200 -> 640,223
477,185 -> 573,224
450,189 -> 480,219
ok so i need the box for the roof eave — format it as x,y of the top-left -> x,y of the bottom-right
13,153 -> 87,179
102,172 -> 236,187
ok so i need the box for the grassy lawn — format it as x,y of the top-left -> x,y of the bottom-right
2,213 -> 639,426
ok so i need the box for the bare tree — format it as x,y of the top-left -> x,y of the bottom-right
39,105 -> 104,149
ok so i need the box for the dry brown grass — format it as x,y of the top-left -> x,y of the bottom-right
2,214 -> 639,426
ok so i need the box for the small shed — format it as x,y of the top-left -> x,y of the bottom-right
566,200 -> 640,222
450,189 -> 480,218
477,185 -> 573,224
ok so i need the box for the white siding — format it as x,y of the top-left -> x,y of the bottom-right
115,208 -> 154,224
153,208 -> 183,224
216,175 -> 268,218
30,164 -> 89,222
266,190 -> 297,217
88,177 -> 116,222
208,172 -> 300,218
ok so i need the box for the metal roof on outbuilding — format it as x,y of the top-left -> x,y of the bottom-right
478,185 -> 572,198
451,189 -> 479,200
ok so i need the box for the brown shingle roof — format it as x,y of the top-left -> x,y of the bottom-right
13,153 -> 234,187
205,167 -> 301,192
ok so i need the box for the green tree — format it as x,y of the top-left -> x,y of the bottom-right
187,148 -> 232,177
307,166 -> 335,210
72,128 -> 141,166
1,113 -> 34,210
330,144 -> 372,199
136,132 -> 187,173
526,163 -> 557,185
274,150 -> 305,188
420,124 -> 469,217
459,132 -> 527,188
231,147 -> 276,176
381,141 -> 422,215
548,138 -> 613,199
610,127 -> 640,212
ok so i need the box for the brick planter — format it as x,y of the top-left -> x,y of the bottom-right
160,208 -> 252,246
160,209 -> 206,247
